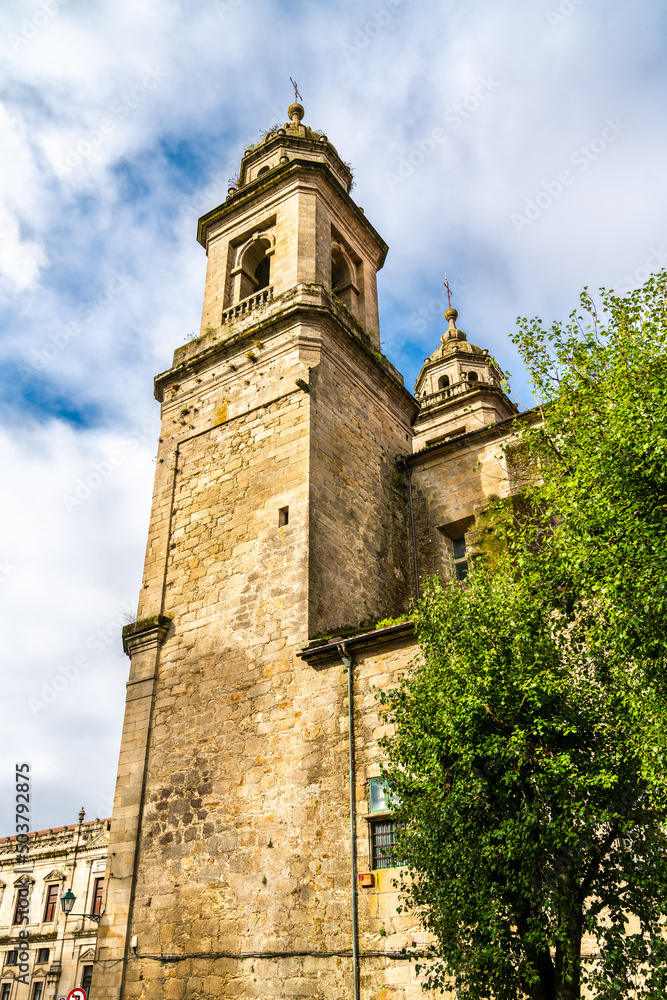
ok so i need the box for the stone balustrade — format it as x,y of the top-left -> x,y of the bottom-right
418,377 -> 501,410
222,286 -> 273,324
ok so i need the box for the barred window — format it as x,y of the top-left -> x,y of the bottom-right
371,819 -> 399,870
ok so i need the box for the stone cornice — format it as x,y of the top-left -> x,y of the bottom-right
154,284 -> 419,418
407,407 -> 541,465
121,614 -> 172,657
197,158 -> 387,267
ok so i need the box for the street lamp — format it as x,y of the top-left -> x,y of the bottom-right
59,889 -> 101,922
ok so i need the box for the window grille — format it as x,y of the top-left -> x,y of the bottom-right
371,819 -> 399,870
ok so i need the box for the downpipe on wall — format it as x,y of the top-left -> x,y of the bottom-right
337,641 -> 360,1000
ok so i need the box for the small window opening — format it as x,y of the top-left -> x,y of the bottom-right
13,887 -> 29,925
278,507 -> 289,527
81,966 -> 94,994
92,877 -> 104,916
453,536 -> 468,580
369,778 -> 390,813
467,371 -> 479,382
37,949 -> 49,965
254,255 -> 270,291
2,983 -> 12,1000
257,165 -> 270,177
43,884 -> 59,922
32,982 -> 44,1000
438,375 -> 450,390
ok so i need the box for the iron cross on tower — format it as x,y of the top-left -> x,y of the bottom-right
290,77 -> 302,103
444,274 -> 453,308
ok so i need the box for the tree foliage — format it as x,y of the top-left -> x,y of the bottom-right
380,271 -> 667,1000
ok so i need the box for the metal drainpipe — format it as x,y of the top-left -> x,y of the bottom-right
401,458 -> 420,601
337,641 -> 360,1000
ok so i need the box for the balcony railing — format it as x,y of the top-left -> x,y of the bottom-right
418,377 -> 501,409
222,286 -> 273,324
419,379 -> 473,408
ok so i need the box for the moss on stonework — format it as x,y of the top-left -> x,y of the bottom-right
122,614 -> 172,639
374,614 -> 413,630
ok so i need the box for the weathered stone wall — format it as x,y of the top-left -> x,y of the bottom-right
410,426 -> 514,584
308,330 -> 416,638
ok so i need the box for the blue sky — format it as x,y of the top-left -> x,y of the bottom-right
1,0 -> 667,832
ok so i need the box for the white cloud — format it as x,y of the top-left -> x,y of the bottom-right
0,103 -> 47,290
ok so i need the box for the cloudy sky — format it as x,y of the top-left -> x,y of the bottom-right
1,0 -> 666,834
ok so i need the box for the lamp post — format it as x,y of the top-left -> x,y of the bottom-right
60,889 -> 101,923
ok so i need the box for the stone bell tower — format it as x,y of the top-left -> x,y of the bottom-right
93,102 -> 417,1000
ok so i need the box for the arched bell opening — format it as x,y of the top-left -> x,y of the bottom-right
331,243 -> 359,316
254,255 -> 270,291
235,236 -> 273,301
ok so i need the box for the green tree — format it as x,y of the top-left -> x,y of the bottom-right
380,271 -> 667,1000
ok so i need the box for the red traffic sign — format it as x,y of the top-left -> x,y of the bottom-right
67,990 -> 87,1000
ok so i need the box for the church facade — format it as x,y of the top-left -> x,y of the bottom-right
93,102 -> 526,1000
